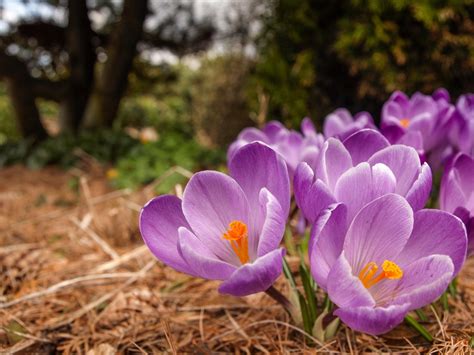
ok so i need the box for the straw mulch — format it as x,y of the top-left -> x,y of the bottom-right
1,163 -> 473,354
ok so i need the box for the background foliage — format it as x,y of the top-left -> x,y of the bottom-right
254,0 -> 474,126
0,0 -> 473,190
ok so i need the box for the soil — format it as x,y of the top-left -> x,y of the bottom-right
0,164 -> 473,354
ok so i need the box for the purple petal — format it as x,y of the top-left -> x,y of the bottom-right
263,121 -> 286,141
178,227 -> 237,280
256,188 -> 285,257
468,218 -> 474,255
393,255 -> 454,310
294,162 -> 336,224
396,209 -> 467,275
301,117 -> 317,137
327,253 -> 375,309
315,138 -> 353,191
381,125 -> 405,144
344,194 -> 413,274
433,88 -> 450,102
343,129 -> 390,165
453,153 -> 474,193
300,145 -> 320,171
334,162 -> 396,221
368,145 -> 421,195
182,171 -> 250,265
335,303 -> 410,335
139,195 -> 193,275
273,131 -> 303,173
238,127 -> 269,143
405,162 -> 432,211
323,108 -> 352,137
229,141 -> 290,221
397,131 -> 424,151
227,128 -> 270,161
440,170 -> 466,213
309,203 -> 348,290
218,248 -> 285,296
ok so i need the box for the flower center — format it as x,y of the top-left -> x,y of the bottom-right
399,118 -> 410,128
358,260 -> 403,289
222,220 -> 249,264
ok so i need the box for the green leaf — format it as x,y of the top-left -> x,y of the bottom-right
415,309 -> 427,322
300,264 -> 317,325
440,291 -> 449,312
298,292 -> 312,336
448,278 -> 457,297
404,314 -> 433,342
282,257 -> 297,289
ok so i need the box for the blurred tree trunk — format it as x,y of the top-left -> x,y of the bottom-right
0,54 -> 48,141
58,0 -> 95,133
82,0 -> 148,128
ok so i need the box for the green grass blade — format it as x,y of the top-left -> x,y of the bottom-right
404,315 -> 433,342
300,264 -> 317,325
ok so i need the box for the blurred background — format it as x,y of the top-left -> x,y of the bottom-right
0,0 -> 473,188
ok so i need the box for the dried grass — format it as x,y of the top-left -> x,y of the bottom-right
0,165 -> 472,354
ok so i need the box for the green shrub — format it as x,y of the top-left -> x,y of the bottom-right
115,64 -> 194,137
0,130 -> 139,169
112,131 -> 225,192
0,94 -> 19,144
254,0 -> 474,126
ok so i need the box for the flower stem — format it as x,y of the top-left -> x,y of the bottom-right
265,285 -> 294,315
441,291 -> 449,312
448,278 -> 457,297
415,309 -> 427,322
404,315 -> 433,342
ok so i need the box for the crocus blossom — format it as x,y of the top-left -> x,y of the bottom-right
323,108 -> 375,140
310,194 -> 467,335
294,129 -> 432,224
440,153 -> 474,254
140,142 -> 290,296
227,118 -> 324,177
381,90 -> 455,164
450,94 -> 474,156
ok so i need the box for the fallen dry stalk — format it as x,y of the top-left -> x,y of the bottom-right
71,217 -> 120,260
0,271 -> 149,309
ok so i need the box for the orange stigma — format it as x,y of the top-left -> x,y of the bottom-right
358,260 -> 403,289
222,220 -> 249,264
399,118 -> 410,128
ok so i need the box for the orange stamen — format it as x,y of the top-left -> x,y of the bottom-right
400,118 -> 410,128
222,220 -> 249,264
359,260 -> 403,288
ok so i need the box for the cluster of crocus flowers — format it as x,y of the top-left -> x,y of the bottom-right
294,129 -> 431,223
381,89 -> 474,169
323,108 -> 375,140
227,118 -> 324,178
140,88 -> 472,339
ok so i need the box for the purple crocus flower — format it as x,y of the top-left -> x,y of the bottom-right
310,194 -> 467,335
323,108 -> 375,140
450,94 -> 474,156
228,118 -> 324,178
295,129 -> 432,224
440,153 -> 474,254
381,90 -> 455,166
140,142 -> 290,296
